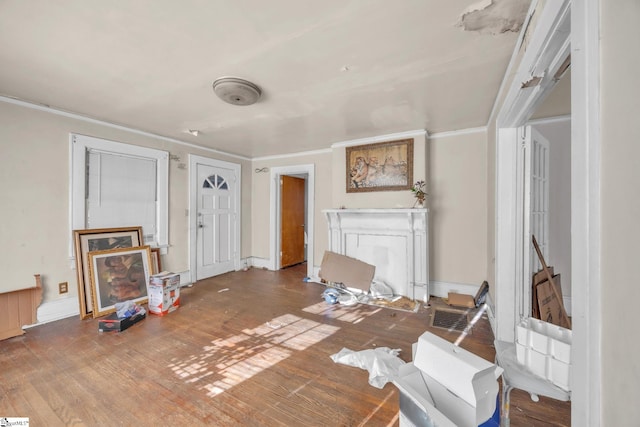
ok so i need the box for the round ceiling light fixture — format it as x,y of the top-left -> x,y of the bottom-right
212,76 -> 262,106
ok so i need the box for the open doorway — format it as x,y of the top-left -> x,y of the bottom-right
269,165 -> 315,278
280,174 -> 307,268
494,0 -> 601,424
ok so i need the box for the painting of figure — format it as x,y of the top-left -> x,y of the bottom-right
346,139 -> 413,192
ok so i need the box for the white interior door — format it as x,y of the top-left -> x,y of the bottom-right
523,125 -> 551,313
192,157 -> 240,281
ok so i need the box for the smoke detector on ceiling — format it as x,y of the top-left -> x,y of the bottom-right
212,77 -> 262,106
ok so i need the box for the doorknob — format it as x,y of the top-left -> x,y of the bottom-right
198,223 -> 204,228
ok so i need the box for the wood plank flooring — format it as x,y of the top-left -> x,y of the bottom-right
0,264 -> 570,426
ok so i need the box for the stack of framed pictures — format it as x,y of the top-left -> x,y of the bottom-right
73,227 -> 162,319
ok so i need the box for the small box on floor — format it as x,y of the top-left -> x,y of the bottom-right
148,272 -> 181,316
98,311 -> 146,332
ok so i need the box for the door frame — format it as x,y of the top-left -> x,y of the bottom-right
269,164 -> 315,278
494,0 -> 601,424
189,154 -> 242,282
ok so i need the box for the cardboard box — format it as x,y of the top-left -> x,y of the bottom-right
148,272 -> 180,316
98,311 -> 146,332
535,274 -> 569,328
446,281 -> 490,309
394,331 -> 503,427
531,267 -> 554,319
318,251 -> 375,292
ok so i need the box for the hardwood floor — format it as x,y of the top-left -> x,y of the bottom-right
0,264 -> 570,426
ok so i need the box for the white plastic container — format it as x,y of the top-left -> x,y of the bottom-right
515,317 -> 572,391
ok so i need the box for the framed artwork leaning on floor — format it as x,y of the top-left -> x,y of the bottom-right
88,245 -> 152,318
73,226 -> 143,318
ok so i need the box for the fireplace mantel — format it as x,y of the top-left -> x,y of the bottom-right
323,208 -> 429,300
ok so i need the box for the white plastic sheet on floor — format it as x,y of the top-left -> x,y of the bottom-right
330,347 -> 405,389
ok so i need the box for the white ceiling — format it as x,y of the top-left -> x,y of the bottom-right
0,0 -> 531,158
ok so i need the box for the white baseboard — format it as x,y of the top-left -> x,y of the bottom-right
27,269 -> 192,327
29,296 -> 80,326
249,257 -> 271,270
177,270 -> 191,286
429,280 -> 480,299
430,280 -> 573,316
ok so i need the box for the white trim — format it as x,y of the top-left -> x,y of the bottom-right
495,127 -> 520,342
29,270 -> 194,326
248,257 -> 271,270
494,0 -> 600,423
269,164 -> 315,278
494,0 -> 571,338
254,127 -> 483,160
28,297 -> 80,326
571,0 -> 601,424
429,280 -> 481,299
331,129 -> 427,148
253,148 -> 331,162
488,0 -> 539,125
69,133 -> 169,258
189,155 -> 242,281
497,2 -> 571,127
526,115 -> 571,126
0,95 -> 250,161
428,126 -> 487,140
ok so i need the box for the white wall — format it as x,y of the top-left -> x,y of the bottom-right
532,118 -> 572,299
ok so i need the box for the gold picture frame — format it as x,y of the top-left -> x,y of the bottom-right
73,226 -> 143,319
150,247 -> 162,274
88,245 -> 152,318
346,138 -> 413,192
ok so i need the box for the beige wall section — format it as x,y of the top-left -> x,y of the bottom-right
250,151 -> 333,267
0,101 -> 252,302
251,132 -> 488,286
429,131 -> 488,284
331,134 -> 427,209
601,0 -> 640,423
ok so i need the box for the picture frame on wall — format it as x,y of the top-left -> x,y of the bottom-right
73,226 -> 143,319
88,245 -> 152,318
345,138 -> 413,193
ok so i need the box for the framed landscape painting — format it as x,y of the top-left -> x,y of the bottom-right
88,245 -> 152,318
346,138 -> 413,193
73,226 -> 143,319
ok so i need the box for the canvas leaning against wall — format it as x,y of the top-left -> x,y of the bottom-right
346,138 -> 413,192
88,246 -> 152,318
73,227 -> 144,319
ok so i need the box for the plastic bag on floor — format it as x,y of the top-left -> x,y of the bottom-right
115,300 -> 146,318
330,347 -> 405,389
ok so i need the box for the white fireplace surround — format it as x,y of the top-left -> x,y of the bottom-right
323,209 -> 429,300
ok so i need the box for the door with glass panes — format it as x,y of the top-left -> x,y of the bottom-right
196,163 -> 237,279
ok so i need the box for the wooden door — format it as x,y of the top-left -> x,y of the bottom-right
280,176 -> 306,268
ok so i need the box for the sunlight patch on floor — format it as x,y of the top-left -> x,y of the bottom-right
168,313 -> 340,397
302,301 -> 382,323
